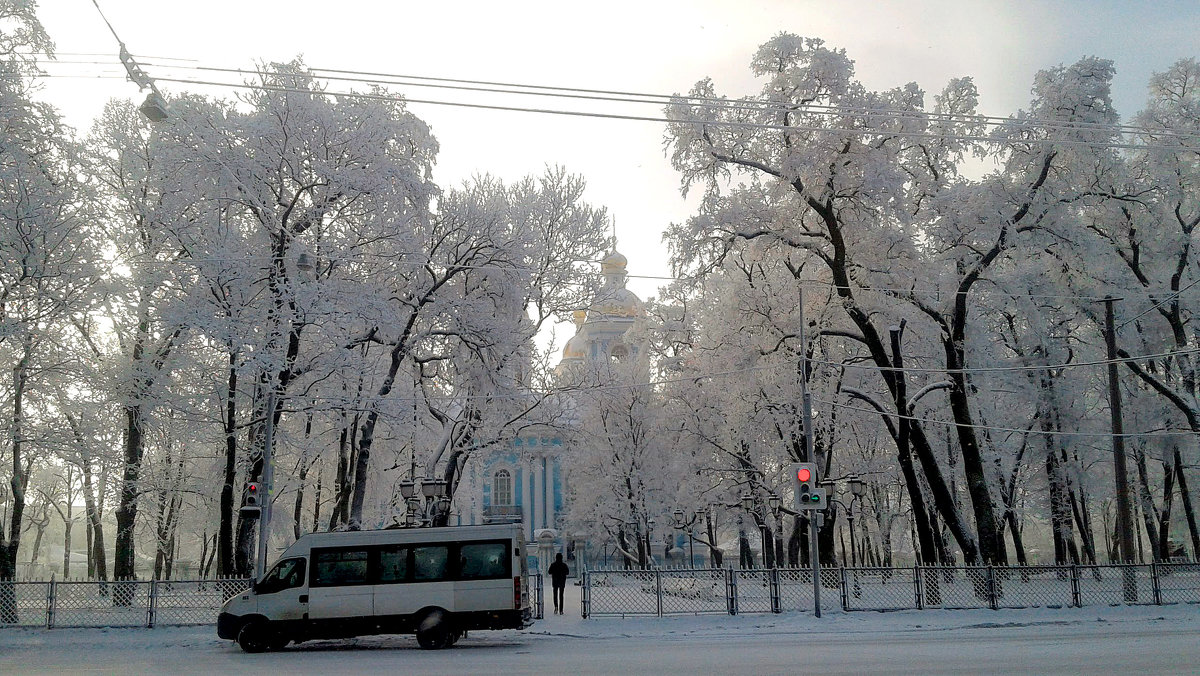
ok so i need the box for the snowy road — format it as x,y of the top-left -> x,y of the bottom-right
2,603 -> 1197,674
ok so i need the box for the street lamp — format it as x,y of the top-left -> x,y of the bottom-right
671,509 -> 699,568
849,474 -> 866,498
399,480 -> 416,500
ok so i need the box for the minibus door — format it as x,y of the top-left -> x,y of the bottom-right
255,557 -> 308,622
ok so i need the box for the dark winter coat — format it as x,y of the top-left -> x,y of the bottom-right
548,559 -> 569,587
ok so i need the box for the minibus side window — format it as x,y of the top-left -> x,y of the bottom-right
459,542 -> 509,580
257,557 -> 306,595
378,546 -> 409,583
312,548 -> 369,587
412,545 -> 448,581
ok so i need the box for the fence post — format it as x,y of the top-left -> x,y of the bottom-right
914,566 -> 923,610
1151,563 -> 1162,606
987,566 -> 998,610
536,573 -> 544,620
840,567 -> 849,611
655,570 -> 663,617
148,579 -> 157,628
46,579 -> 55,629
581,571 -> 589,618
770,568 -> 781,614
1071,564 -> 1081,608
728,568 -> 738,616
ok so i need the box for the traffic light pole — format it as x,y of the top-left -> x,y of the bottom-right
798,288 -> 822,618
810,510 -> 821,618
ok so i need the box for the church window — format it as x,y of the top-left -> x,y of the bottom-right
493,469 -> 513,506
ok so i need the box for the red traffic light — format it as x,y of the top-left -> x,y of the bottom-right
797,467 -> 811,482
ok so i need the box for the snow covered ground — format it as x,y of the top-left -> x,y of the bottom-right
2,590 -> 1197,675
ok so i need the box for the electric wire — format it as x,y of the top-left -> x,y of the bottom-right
33,55 -> 1200,144
133,74 -> 1200,154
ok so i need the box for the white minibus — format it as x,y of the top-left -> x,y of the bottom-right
217,523 -> 532,651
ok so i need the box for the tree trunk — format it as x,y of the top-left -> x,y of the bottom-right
1157,454 -> 1176,559
217,353 -> 238,576
82,461 -> 107,581
1132,442 -> 1161,560
62,506 -> 73,578
114,403 -> 144,582
787,515 -> 802,567
2,334 -> 33,624
738,527 -> 754,569
1176,458 -> 1200,558
890,328 -> 939,564
293,459 -> 309,540
311,469 -> 323,534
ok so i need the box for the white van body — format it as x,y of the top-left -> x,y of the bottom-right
217,523 -> 532,651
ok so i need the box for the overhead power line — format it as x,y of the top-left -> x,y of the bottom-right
24,54 -> 1200,152
70,56 -> 1200,144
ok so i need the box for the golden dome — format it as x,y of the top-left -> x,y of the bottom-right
592,288 -> 644,319
562,334 -> 586,360
600,251 -> 628,274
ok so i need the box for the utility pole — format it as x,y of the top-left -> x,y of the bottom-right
1103,297 -> 1136,564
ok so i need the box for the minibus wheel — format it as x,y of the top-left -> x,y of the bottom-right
415,610 -> 453,650
237,620 -> 273,653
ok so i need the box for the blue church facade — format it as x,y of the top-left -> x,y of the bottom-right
458,251 -> 643,562
461,432 -> 566,541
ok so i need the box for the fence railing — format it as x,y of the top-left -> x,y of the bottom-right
2,573 -> 546,629
0,578 -> 251,629
582,563 -> 1200,617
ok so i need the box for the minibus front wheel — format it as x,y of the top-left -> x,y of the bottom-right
237,619 -> 283,653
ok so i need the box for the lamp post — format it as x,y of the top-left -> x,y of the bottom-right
768,494 -> 782,567
672,508 -> 699,568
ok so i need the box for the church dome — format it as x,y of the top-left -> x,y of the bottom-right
600,251 -> 628,274
591,287 -> 644,319
562,334 -> 586,360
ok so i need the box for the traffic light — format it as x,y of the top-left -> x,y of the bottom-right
240,481 -> 262,515
792,463 -> 826,510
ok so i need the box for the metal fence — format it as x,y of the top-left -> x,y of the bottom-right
2,574 -> 545,629
532,573 -> 545,620
582,563 -> 1200,617
0,578 -> 251,629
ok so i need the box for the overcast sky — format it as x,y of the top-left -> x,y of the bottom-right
29,0 -> 1200,314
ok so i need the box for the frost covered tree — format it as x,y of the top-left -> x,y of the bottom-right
662,33 -> 1189,565
0,1 -> 99,613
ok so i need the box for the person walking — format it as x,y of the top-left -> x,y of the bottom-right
547,552 -> 569,615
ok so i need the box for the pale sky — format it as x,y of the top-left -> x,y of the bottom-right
29,0 -> 1200,313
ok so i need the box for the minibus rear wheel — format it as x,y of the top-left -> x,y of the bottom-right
415,610 -> 453,650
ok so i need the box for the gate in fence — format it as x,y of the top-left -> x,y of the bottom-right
1,573 -> 545,629
582,563 -> 1200,617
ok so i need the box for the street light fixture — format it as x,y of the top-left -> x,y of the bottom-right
849,473 -> 866,498
399,480 -> 416,500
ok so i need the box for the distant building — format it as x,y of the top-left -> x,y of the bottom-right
460,251 -> 644,544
